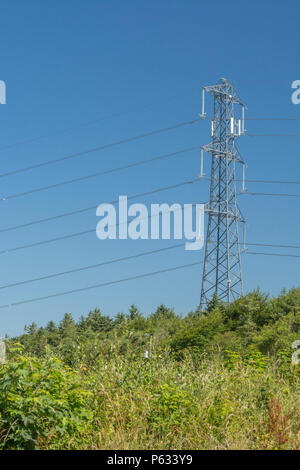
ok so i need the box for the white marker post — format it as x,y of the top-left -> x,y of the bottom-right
0,338 -> 6,364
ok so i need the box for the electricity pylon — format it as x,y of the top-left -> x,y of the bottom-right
199,78 -> 246,309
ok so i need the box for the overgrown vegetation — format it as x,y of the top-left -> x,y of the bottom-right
0,288 -> 299,449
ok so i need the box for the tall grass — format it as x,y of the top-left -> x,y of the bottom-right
1,346 -> 299,449
83,350 -> 299,450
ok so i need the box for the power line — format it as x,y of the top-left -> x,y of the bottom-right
0,83 -> 298,152
240,191 -> 300,197
245,242 -> 300,250
0,227 -> 94,255
0,178 -> 199,233
0,248 -> 299,310
239,178 -> 300,185
245,251 -> 300,258
247,133 -> 300,138
0,260 -> 203,310
0,118 -> 200,179
1,202 -> 300,257
0,117 -> 298,200
0,243 -> 185,290
0,203 -> 193,254
9,178 -> 297,237
206,116 -> 300,122
2,161 -> 299,203
1,243 -> 299,291
0,89 -> 199,152
0,146 -> 200,201
246,118 -> 300,121
201,176 -> 300,186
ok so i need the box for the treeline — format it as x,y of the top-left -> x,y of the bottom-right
12,287 -> 300,365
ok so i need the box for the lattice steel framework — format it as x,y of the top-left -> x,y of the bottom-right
200,78 -> 246,309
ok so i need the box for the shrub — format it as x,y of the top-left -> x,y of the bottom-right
0,345 -> 92,449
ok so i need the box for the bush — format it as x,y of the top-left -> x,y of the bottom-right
0,345 -> 92,449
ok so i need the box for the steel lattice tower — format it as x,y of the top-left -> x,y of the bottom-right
200,78 -> 246,309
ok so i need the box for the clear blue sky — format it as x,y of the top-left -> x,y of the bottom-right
0,0 -> 299,336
